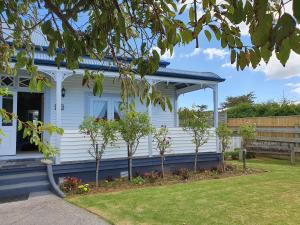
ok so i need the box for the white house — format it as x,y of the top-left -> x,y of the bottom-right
0,35 -> 225,192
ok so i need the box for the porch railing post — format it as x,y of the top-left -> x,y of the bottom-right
213,84 -> 220,153
147,79 -> 153,157
55,72 -> 62,164
174,93 -> 179,127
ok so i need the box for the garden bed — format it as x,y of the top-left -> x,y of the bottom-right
62,163 -> 266,195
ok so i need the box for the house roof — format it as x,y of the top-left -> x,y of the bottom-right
6,28 -> 225,83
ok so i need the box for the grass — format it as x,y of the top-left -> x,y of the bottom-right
68,158 -> 300,225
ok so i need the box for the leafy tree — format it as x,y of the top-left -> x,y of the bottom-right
238,124 -> 256,171
153,125 -> 172,178
79,117 -> 118,187
221,92 -> 256,109
216,123 -> 232,171
238,124 -> 256,149
1,0 -> 300,156
227,101 -> 300,118
178,105 -> 213,126
119,109 -> 154,181
181,105 -> 211,172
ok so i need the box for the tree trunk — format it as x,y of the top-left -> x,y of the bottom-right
194,150 -> 198,173
129,156 -> 133,181
127,144 -> 131,181
222,152 -> 225,172
95,156 -> 100,187
161,156 -> 164,179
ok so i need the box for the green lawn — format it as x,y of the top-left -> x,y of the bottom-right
68,158 -> 300,225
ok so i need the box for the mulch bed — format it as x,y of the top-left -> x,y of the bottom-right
65,163 -> 267,196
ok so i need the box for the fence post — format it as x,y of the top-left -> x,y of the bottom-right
290,144 -> 295,165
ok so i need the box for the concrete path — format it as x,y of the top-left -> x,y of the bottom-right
0,192 -> 110,225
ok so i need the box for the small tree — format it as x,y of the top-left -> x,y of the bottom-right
181,105 -> 210,173
238,125 -> 256,149
216,123 -> 233,171
153,125 -> 172,178
119,110 -> 153,181
238,124 -> 256,171
79,117 -> 118,187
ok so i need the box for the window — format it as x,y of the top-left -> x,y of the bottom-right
19,77 -> 31,87
89,96 -> 124,120
114,101 -> 124,120
91,100 -> 108,119
1,76 -> 14,86
2,95 -> 13,126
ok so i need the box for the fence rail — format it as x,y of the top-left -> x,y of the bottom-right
227,115 -> 300,163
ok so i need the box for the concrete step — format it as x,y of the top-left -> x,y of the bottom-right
0,171 -> 48,185
0,180 -> 50,199
0,164 -> 46,175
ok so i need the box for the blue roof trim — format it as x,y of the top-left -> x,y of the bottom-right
11,57 -> 225,82
7,41 -> 170,67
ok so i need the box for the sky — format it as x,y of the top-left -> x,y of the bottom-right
159,1 -> 300,110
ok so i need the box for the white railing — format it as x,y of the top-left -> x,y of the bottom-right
60,128 -> 217,162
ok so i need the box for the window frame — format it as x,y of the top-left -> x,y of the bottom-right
88,94 -> 124,120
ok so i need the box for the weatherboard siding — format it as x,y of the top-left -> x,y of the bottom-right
49,76 -> 177,130
47,76 -> 178,155
60,128 -> 217,162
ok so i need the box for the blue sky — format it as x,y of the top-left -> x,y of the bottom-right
169,41 -> 300,110
165,1 -> 300,110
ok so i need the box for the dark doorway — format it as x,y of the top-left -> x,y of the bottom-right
17,92 -> 43,152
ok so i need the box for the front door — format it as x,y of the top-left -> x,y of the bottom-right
0,92 -> 17,156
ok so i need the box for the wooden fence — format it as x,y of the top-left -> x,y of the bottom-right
228,115 -> 300,138
227,116 -> 300,163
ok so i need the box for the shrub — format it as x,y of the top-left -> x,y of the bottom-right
131,176 -> 145,185
76,184 -> 90,194
173,168 -> 190,180
246,152 -> 256,159
224,152 -> 231,160
230,151 -> 239,160
60,177 -> 83,193
105,176 -> 115,182
143,171 -> 160,183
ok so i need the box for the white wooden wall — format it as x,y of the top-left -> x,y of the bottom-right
60,128 -> 217,162
47,76 -> 177,147
228,136 -> 241,151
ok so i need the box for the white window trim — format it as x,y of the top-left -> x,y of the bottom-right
87,93 -> 122,120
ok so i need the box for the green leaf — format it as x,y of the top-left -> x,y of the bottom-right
221,36 -> 227,48
289,31 -> 300,54
293,0 -> 300,23
209,25 -> 221,40
179,4 -> 187,15
249,49 -> 260,68
204,30 -> 212,42
251,14 -> 272,47
231,49 -> 236,64
41,20 -> 52,34
273,13 -> 297,44
253,0 -> 268,21
18,121 -> 23,131
189,7 -> 195,22
166,97 -> 173,112
276,38 -> 291,66
261,43 -> 272,63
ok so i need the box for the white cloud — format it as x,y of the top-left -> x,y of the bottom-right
221,62 -> 236,68
151,47 -> 175,60
238,22 -> 249,36
257,52 -> 300,80
285,83 -> 300,95
180,48 -> 201,58
203,48 -> 228,60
